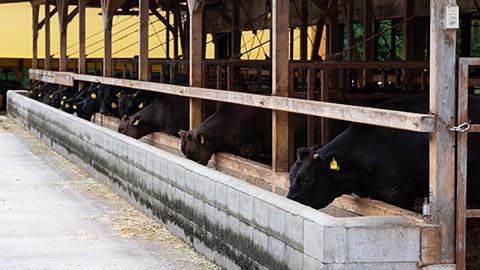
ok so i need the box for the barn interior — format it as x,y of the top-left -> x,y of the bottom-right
1,0 -> 480,269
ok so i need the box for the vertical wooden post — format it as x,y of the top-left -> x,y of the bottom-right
188,0 -> 204,129
78,0 -> 86,75
166,11 -> 170,59
32,4 -> 39,69
45,3 -> 51,70
403,0 -> 415,84
429,0 -> 457,264
272,0 -> 289,172
57,0 -> 69,71
300,0 -> 308,61
139,0 -> 149,81
363,0 -> 373,85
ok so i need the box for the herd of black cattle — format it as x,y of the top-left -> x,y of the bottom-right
28,82 -> 480,212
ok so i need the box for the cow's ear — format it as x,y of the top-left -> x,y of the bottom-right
131,116 -> 141,126
197,133 -> 206,144
137,99 -> 145,109
324,151 -> 342,171
296,147 -> 309,160
178,129 -> 188,138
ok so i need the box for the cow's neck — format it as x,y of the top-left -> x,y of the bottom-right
321,127 -> 367,197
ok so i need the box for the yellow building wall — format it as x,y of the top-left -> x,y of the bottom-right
0,3 -> 325,60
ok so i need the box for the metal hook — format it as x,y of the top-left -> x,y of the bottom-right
449,121 -> 471,133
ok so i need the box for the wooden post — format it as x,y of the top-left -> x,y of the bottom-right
57,0 -> 69,71
363,0 -> 373,85
300,0 -> 308,61
45,3 -> 51,70
429,0 -> 457,263
188,0 -> 204,129
166,11 -> 170,59
403,0 -> 415,84
272,0 -> 289,172
139,0 -> 149,81
32,4 -> 39,69
78,0 -> 86,75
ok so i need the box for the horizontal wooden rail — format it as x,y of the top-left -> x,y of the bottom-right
466,209 -> 480,218
30,68 -> 436,132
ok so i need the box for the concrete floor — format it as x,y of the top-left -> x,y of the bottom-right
0,116 -> 218,270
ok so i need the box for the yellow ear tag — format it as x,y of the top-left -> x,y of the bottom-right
65,103 -> 70,109
111,102 -> 117,109
61,101 -> 64,105
73,104 -> 78,110
138,102 -> 144,109
330,158 -> 340,171
133,119 -> 140,126
38,93 -> 42,97
62,96 -> 67,100
90,93 -> 97,99
28,90 -> 32,94
199,135 -> 205,144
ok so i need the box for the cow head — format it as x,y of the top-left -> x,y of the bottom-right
179,129 -> 214,165
118,90 -> 146,117
118,115 -> 151,139
287,145 -> 350,209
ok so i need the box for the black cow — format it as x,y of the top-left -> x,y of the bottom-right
179,104 -> 272,166
117,90 -> 155,117
75,84 -> 119,120
61,83 -> 92,114
118,94 -> 188,139
287,96 -> 480,211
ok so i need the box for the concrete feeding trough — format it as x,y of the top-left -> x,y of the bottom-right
7,90 -> 445,270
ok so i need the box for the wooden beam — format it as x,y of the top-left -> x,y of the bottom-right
45,3 -> 51,70
30,68 -> 437,133
32,4 -> 39,69
403,0 -> 415,84
272,0 -> 289,172
188,0 -> 204,129
100,0 -> 127,77
300,0 -> 308,61
38,7 -> 57,30
363,0 -> 373,85
150,7 -> 175,34
78,0 -> 86,74
428,0 -> 457,264
139,0 -> 149,81
56,0 -> 69,71
65,7 -> 78,25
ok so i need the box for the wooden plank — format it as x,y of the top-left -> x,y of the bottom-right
466,209 -> 480,218
45,3 -> 51,70
470,124 -> 480,133
38,7 -> 57,30
31,68 -> 437,132
429,0 -> 458,263
32,4 -> 39,69
300,0 -> 308,61
78,0 -> 86,74
272,0 -> 289,172
456,59 -> 469,270
138,0 -> 148,81
188,0 -> 204,129
421,226 -> 441,265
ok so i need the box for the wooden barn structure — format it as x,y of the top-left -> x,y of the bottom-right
2,0 -> 480,268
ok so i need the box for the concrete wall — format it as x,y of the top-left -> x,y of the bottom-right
8,90 -> 424,270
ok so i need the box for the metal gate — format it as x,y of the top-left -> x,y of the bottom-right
456,58 -> 480,270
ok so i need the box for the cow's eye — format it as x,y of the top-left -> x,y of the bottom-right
302,176 -> 314,186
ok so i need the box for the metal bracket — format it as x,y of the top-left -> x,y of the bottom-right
449,121 -> 471,133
